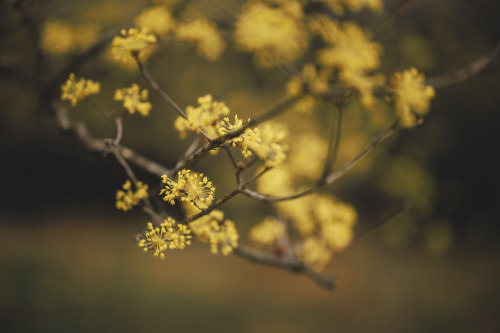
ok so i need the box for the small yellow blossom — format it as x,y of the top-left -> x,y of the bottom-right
313,195 -> 358,227
244,122 -> 288,167
390,68 -> 435,127
114,84 -> 152,116
138,218 -> 192,259
41,20 -> 99,55
176,17 -> 226,61
189,212 -> 239,255
298,236 -> 332,271
160,169 -> 215,208
256,165 -> 294,196
41,20 -> 75,55
116,179 -> 149,211
110,28 -> 157,67
134,5 -> 176,37
322,222 -> 354,251
287,133 -> 328,180
61,73 -> 100,106
174,94 -> 230,139
249,216 -> 285,246
234,1 -> 307,66
314,19 -> 383,108
217,115 -> 261,158
277,196 -> 316,236
317,21 -> 381,75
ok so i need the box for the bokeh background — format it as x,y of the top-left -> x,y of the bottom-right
1,0 -> 499,332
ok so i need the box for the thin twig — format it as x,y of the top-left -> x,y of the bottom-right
426,42 -> 500,89
241,120 -> 400,202
233,245 -> 336,290
354,202 -> 411,240
55,104 -> 170,176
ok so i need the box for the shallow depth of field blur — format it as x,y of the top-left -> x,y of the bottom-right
1,0 -> 499,332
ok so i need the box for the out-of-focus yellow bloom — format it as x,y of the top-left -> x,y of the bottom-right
61,73 -> 100,106
189,211 -> 239,255
342,71 -> 386,109
298,236 -> 332,271
41,20 -> 99,55
314,19 -> 383,108
134,5 -> 176,37
116,180 -> 149,211
256,166 -> 294,196
138,218 -> 192,259
287,133 -> 328,180
249,216 -> 285,246
174,94 -> 230,139
160,169 -> 215,208
317,21 -> 381,75
390,68 -> 435,127
245,122 -> 289,167
110,28 -> 157,67
217,115 -> 258,158
176,17 -> 226,61
41,21 -> 75,55
234,1 -> 307,67
277,196 -> 316,236
114,84 -> 152,116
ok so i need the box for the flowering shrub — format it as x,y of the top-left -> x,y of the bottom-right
11,0 -> 492,290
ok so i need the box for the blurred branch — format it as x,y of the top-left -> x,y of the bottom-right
242,120 -> 400,202
233,245 -> 336,290
354,202 -> 411,240
426,42 -> 500,89
55,104 -> 170,176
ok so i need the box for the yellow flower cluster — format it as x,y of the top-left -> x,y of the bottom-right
114,84 -> 152,116
314,19 -> 384,108
41,20 -> 99,55
134,5 -> 175,37
216,116 -> 258,158
296,195 -> 358,271
234,1 -> 307,66
160,170 -> 215,209
245,122 -> 288,167
249,216 -> 285,246
286,63 -> 331,114
110,28 -> 157,67
116,180 -> 149,211
189,210 -> 239,255
176,17 -> 226,61
60,73 -> 100,106
138,218 -> 192,259
174,94 -> 230,139
390,68 -> 435,127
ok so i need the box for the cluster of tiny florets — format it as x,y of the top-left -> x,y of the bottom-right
174,94 -> 230,139
138,218 -> 192,259
160,170 -> 215,208
391,68 -> 436,127
189,210 -> 239,255
116,180 -> 149,211
111,28 -> 157,67
61,73 -> 100,106
249,216 -> 286,246
114,84 -> 152,116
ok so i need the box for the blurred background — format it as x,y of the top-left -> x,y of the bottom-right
1,0 -> 499,332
